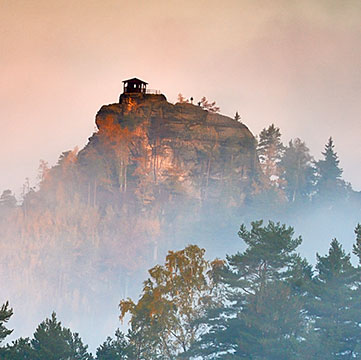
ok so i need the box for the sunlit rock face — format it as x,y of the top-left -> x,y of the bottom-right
90,93 -> 258,206
0,93 -> 260,349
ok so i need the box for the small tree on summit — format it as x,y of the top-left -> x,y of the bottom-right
199,97 -> 220,113
234,111 -> 241,122
177,93 -> 188,103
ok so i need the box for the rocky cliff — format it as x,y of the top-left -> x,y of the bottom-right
0,92 -> 260,347
80,93 -> 258,208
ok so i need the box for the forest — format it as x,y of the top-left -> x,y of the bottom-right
2,220 -> 361,359
2,0 -> 360,357
1,111 -> 361,356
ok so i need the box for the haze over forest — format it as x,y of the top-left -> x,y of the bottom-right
1,86 -> 361,354
1,0 -> 361,358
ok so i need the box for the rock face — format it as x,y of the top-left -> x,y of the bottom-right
87,93 -> 258,207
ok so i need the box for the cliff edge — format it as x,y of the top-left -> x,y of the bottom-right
78,93 -> 259,207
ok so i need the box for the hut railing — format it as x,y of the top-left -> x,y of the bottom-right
145,89 -> 162,95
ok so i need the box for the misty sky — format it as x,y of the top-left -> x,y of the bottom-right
1,0 -> 361,193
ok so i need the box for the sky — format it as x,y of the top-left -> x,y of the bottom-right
1,0 -> 361,194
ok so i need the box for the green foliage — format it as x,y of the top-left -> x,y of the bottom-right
235,221 -> 302,284
3,338 -> 33,360
257,124 -> 284,184
31,312 -> 92,360
352,223 -> 361,262
0,301 -> 13,343
307,239 -> 361,359
96,329 -> 129,360
1,312 -> 93,359
257,124 -> 284,160
315,137 -> 346,201
280,138 -> 315,203
190,221 -> 307,359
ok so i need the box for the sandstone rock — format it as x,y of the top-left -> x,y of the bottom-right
88,93 -> 259,206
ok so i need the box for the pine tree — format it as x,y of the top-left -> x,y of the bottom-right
3,338 -> 34,359
315,137 -> 345,201
280,138 -> 315,203
234,111 -> 241,122
0,302 -> 13,359
0,302 -> 13,343
352,223 -> 361,262
96,329 -> 129,360
191,221 -> 307,359
199,97 -> 220,113
308,239 -> 360,359
351,224 -> 361,357
257,124 -> 284,186
31,312 -> 92,360
71,332 -> 93,360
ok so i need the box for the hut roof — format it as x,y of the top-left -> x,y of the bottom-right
122,78 -> 148,85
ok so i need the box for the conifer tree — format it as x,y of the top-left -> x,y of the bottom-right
191,221 -> 307,359
352,223 -> 361,262
31,312 -> 92,360
0,302 -> 13,344
315,137 -> 345,201
3,338 -> 33,359
257,124 -> 284,186
0,302 -> 13,359
96,329 -> 129,360
280,138 -> 315,203
234,111 -> 241,122
308,239 -> 360,359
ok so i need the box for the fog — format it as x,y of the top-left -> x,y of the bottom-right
1,131 -> 360,351
1,0 -> 361,356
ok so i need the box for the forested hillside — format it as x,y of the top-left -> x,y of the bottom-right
0,92 -> 360,349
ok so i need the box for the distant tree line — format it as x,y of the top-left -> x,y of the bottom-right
254,123 -> 352,206
0,310 -> 126,359
2,220 -> 361,359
